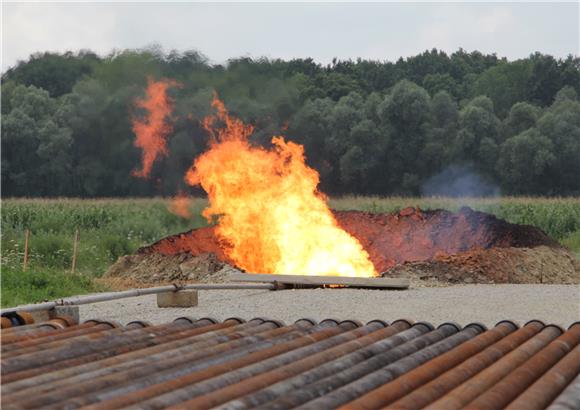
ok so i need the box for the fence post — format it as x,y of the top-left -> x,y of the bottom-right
23,229 -> 30,272
71,229 -> 80,274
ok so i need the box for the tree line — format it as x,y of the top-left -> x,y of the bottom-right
2,47 -> 579,197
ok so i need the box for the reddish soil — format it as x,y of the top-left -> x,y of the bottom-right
139,206 -> 561,274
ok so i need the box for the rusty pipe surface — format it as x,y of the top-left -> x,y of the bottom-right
298,324 -> 484,410
104,321 -> 363,410
338,321 -> 517,410
212,320 -> 413,410
1,321 -> 101,346
6,321 -> 294,409
176,323 -> 443,410
1,316 -> 224,375
424,323 -> 563,410
2,322 -> 118,356
82,320 -> 375,410
546,373 -> 580,410
84,321 -> 351,410
2,318 -> 251,399
506,344 -> 580,410
387,320 -> 544,410
466,324 -> 580,410
1,318 -> 226,391
48,321 -> 326,410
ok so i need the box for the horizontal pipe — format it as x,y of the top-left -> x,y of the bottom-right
185,323 -> 442,410
2,323 -> 118,357
214,321 -> 413,410
1,318 -> 226,389
467,324 -> 580,410
10,321 -> 293,409
105,321 -> 361,410
340,321 -> 517,410
425,324 -> 563,410
547,373 -> 580,410
1,318 -> 242,395
302,324 -> 482,409
1,321 -> 100,346
387,321 -> 544,410
0,282 -> 277,315
507,344 -> 580,410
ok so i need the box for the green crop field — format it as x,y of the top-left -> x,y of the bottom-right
2,197 -> 579,307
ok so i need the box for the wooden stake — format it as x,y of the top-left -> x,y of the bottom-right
23,229 -> 30,272
71,229 -> 80,274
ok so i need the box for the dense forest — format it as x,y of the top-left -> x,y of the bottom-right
2,48 -> 580,197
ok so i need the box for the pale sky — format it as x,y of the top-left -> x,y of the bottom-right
2,2 -> 579,72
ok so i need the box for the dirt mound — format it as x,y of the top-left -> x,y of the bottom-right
104,207 -> 577,285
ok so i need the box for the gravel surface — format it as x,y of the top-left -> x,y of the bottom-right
79,284 -> 580,328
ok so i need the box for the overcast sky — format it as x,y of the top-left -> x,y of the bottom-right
2,2 -> 579,72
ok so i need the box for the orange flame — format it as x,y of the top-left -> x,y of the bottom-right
185,94 -> 377,277
131,78 -> 179,178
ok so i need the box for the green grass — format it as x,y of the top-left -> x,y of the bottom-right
1,267 -> 105,308
2,196 -> 579,307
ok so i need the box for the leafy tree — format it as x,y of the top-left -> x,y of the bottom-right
497,129 -> 555,194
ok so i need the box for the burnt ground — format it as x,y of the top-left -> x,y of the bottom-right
103,207 -> 579,287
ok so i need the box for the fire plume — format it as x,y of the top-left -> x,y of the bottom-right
186,94 -> 377,277
131,78 -> 179,178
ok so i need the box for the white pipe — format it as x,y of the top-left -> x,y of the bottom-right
0,282 -> 277,315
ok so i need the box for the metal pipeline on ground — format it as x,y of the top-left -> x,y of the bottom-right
467,323 -> 580,410
300,323 -> 485,410
507,343 -> 580,410
51,321 -> 323,409
2,318 -> 247,399
84,320 -> 381,410
340,321 -> 517,410
1,317 -> 224,389
424,323 -> 564,410
1,320 -> 101,345
107,321 -> 363,410
7,320 -> 294,409
0,282 -> 279,315
386,320 -> 544,410
546,373 -> 580,410
213,320 -> 413,410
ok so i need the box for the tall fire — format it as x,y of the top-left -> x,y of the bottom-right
132,82 -> 377,278
186,95 -> 377,277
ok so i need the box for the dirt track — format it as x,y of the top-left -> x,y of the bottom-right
80,284 -> 580,328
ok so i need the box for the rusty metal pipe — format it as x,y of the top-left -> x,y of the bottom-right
8,320 -> 294,409
294,324 -> 483,410
506,344 -> 580,410
338,321 -> 517,410
187,320 -> 413,410
466,324 -> 580,410
82,320 -> 373,410
172,323 -> 443,410
546,373 -> 580,410
386,320 -> 544,410
2,322 -> 119,356
46,321 -> 324,409
1,321 -> 100,345
2,318 -> 248,396
90,320 -> 361,410
1,316 -> 223,375
424,324 -> 563,410
1,317 -> 228,390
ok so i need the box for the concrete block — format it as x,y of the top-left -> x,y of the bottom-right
157,290 -> 198,308
28,310 -> 51,323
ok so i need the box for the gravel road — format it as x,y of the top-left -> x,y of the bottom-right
79,284 -> 580,328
